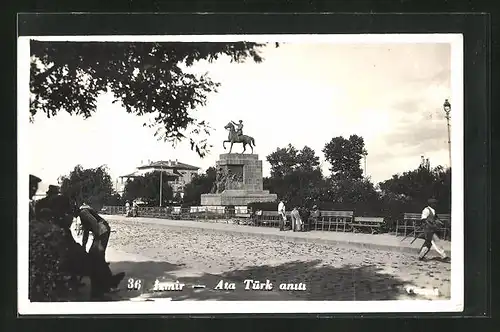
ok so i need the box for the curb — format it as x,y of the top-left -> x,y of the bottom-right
106,215 -> 451,257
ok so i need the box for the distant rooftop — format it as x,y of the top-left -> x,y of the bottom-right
119,170 -> 179,178
137,160 -> 200,171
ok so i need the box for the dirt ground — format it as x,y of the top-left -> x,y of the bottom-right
80,218 -> 452,302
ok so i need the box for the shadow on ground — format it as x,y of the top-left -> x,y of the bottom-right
104,259 -> 414,301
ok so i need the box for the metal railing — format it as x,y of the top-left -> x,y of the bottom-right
102,206 -> 391,234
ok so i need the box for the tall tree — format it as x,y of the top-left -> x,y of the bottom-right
122,171 -> 174,206
264,144 -> 324,207
321,177 -> 381,215
323,135 -> 365,180
266,144 -> 320,177
296,145 -> 321,172
59,165 -> 115,210
378,161 -> 451,213
266,144 -> 299,178
183,167 -> 216,206
30,41 -> 270,157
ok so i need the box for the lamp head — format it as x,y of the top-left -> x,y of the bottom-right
443,99 -> 451,113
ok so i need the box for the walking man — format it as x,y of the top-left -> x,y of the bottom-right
278,199 -> 286,231
418,198 -> 450,262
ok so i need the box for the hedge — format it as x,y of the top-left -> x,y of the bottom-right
247,201 -> 278,212
29,219 -> 90,301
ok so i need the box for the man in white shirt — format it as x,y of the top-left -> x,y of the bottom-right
278,200 -> 286,231
125,201 -> 131,217
418,198 -> 449,262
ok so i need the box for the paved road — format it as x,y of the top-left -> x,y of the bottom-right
92,217 -> 452,301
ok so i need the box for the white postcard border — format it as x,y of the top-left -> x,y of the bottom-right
17,33 -> 464,315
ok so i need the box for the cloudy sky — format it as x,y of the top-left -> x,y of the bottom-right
25,39 -> 454,191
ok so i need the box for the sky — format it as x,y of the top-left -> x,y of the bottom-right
25,40 -> 453,191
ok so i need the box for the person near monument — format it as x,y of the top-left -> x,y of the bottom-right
231,120 -> 244,138
132,200 -> 139,217
417,198 -> 449,262
125,201 -> 131,216
291,206 -> 304,232
278,200 -> 287,231
310,205 -> 321,231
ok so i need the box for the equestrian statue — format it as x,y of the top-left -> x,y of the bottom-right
223,120 -> 256,154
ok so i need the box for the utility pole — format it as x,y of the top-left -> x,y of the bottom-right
159,166 -> 163,207
443,99 -> 452,168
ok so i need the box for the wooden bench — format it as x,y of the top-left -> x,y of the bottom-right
436,214 -> 451,240
351,217 -> 385,234
396,213 -> 420,237
314,211 -> 354,232
397,213 -> 451,240
257,211 -> 291,228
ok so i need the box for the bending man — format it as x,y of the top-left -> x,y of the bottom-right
78,203 -> 125,298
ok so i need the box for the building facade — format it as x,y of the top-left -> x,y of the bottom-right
117,159 -> 200,198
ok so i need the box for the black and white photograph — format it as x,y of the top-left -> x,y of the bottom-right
18,33 -> 464,314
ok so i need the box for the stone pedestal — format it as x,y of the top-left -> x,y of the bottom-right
201,154 -> 277,206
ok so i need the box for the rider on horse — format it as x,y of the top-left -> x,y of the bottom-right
231,120 -> 244,138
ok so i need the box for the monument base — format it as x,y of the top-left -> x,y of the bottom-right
201,190 -> 277,206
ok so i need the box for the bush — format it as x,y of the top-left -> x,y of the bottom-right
247,201 -> 278,212
29,219 -> 89,301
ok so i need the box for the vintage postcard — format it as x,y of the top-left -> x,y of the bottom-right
18,33 -> 464,315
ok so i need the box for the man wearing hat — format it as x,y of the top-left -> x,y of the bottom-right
34,184 -> 62,222
46,185 -> 60,197
418,198 -> 449,262
29,174 -> 42,220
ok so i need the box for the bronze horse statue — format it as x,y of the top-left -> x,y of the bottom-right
223,122 -> 256,154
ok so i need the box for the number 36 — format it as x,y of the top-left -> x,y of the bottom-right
127,278 -> 142,290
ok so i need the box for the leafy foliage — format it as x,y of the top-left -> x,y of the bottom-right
264,144 -> 324,208
266,144 -> 321,178
122,171 -> 174,206
59,165 -> 115,210
378,160 -> 451,214
30,41 -> 268,157
183,167 -> 216,206
29,219 -> 90,301
323,135 -> 365,180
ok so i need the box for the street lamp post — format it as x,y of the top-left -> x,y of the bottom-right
159,166 -> 163,207
361,148 -> 368,177
443,99 -> 452,168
